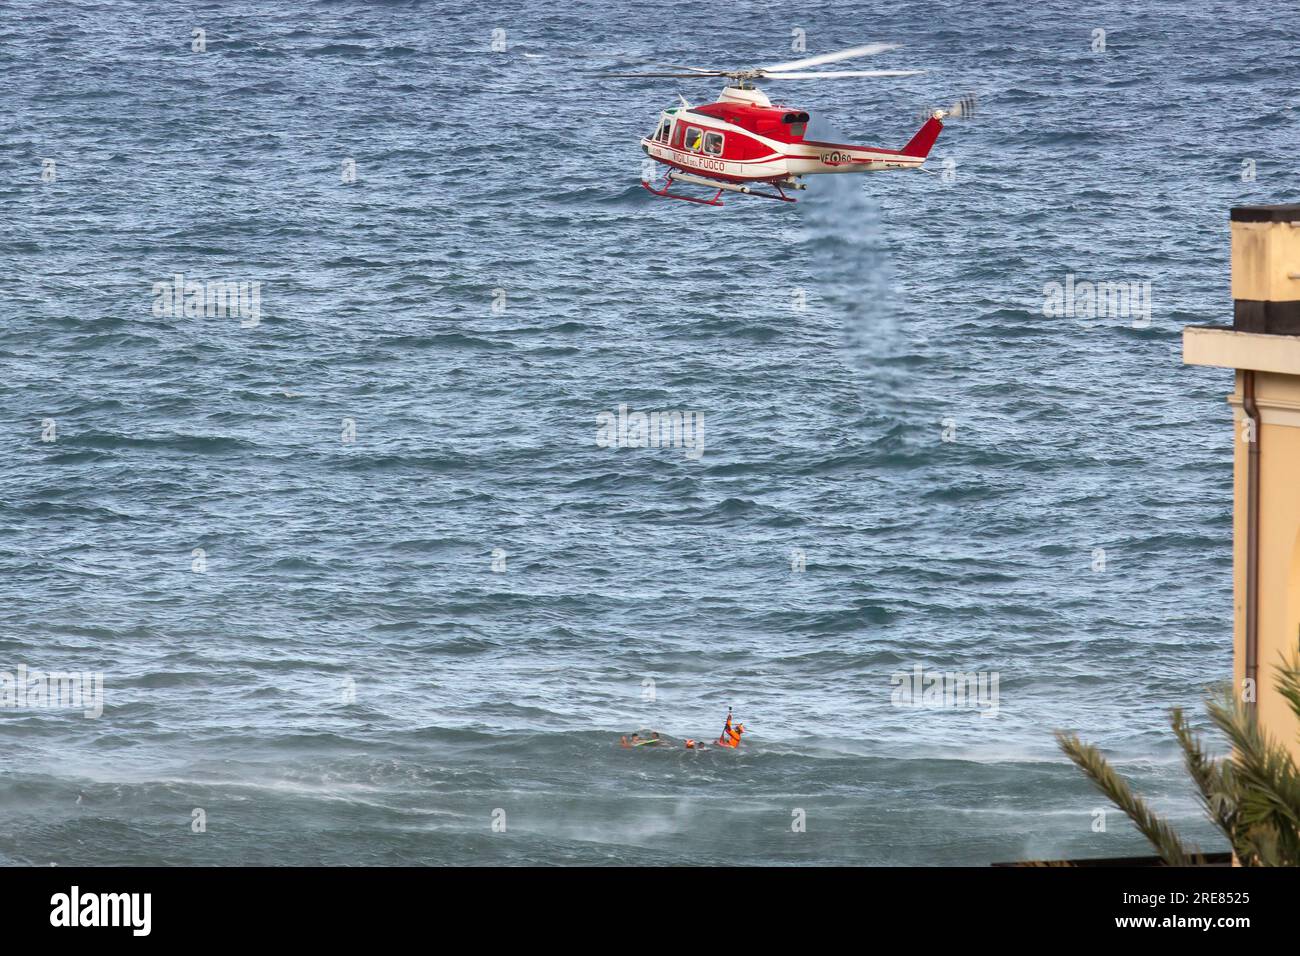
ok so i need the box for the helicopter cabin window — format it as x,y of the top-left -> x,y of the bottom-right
682,127 -> 704,152
655,117 -> 673,143
703,131 -> 724,155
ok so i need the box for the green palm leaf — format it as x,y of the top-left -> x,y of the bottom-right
1056,644 -> 1300,866
1055,731 -> 1196,866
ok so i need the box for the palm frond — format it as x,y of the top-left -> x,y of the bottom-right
1204,692 -> 1300,865
1055,731 -> 1195,866
1273,645 -> 1300,735
1171,705 -> 1237,839
1055,647 -> 1300,866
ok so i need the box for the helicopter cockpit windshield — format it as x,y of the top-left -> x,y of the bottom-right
653,114 -> 674,144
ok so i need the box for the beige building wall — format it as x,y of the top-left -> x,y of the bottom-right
1186,204 -> 1300,761
1227,367 -> 1300,758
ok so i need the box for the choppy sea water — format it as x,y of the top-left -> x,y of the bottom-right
2,0 -> 1296,865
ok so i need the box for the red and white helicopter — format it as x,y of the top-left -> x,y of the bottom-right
604,43 -> 972,205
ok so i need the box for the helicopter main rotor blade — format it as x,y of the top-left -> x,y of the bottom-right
761,42 -> 898,74
597,71 -> 727,78
760,69 -> 924,79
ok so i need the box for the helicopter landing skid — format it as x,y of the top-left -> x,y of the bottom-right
743,183 -> 798,203
642,172 -> 799,206
641,178 -> 725,206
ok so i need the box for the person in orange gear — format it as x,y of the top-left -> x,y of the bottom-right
716,710 -> 744,748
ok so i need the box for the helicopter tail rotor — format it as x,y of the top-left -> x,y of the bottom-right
924,93 -> 977,123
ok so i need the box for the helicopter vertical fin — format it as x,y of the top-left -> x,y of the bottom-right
900,115 -> 943,158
